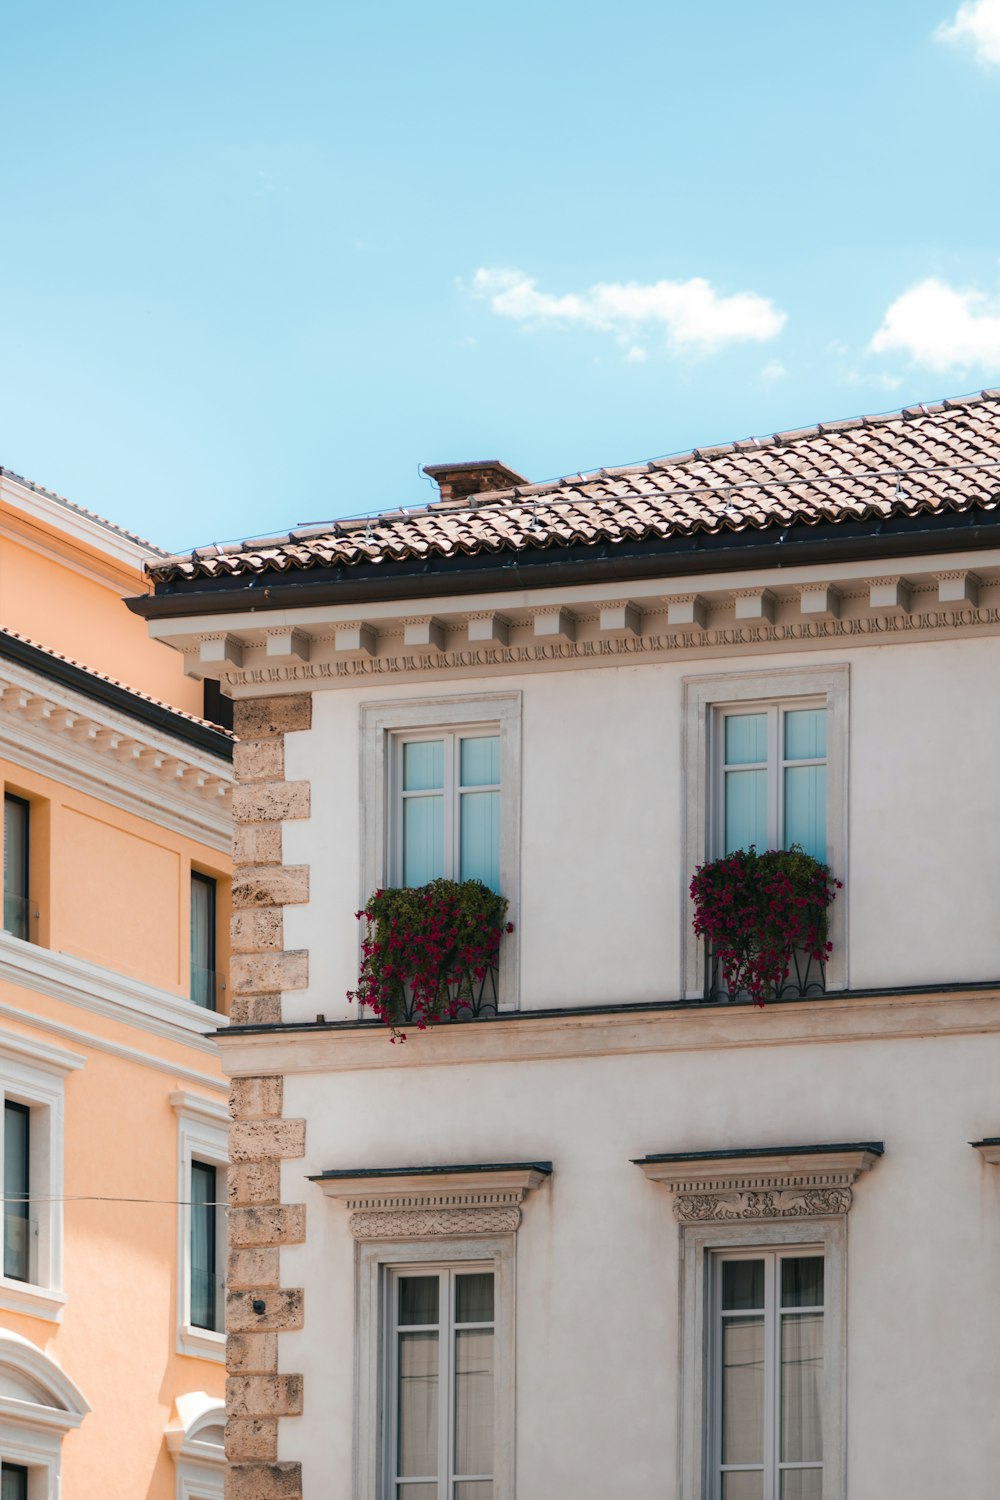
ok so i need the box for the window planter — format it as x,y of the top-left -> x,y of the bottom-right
348,878 -> 511,1038
690,846 -> 841,1006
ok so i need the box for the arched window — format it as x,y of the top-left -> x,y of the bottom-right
165,1393 -> 225,1500
0,1331 -> 89,1497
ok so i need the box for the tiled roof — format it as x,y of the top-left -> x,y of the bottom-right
0,467 -> 169,557
147,391 -> 1000,586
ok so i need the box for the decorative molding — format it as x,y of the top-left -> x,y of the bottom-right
0,659 -> 231,849
349,1206 -> 522,1239
635,1144 -> 881,1222
220,601 -> 1000,690
971,1138 -> 1000,1165
673,1187 -> 853,1221
169,1088 -> 230,1125
315,1164 -> 549,1239
0,931 -> 227,1051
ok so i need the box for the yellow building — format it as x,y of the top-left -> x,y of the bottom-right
0,467 -> 231,1499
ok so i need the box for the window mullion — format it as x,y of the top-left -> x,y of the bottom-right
769,707 -> 782,849
446,735 -> 458,882
765,1254 -> 779,1500
441,1269 -> 453,1500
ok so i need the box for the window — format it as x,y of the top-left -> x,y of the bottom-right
718,706 -> 827,862
0,1036 -> 80,1323
3,1103 -> 30,1283
1,1464 -> 27,1500
682,667 -> 848,999
361,694 -> 522,1010
394,732 -> 500,891
387,1265 -> 496,1499
190,873 -> 217,1009
171,1091 -> 228,1360
3,796 -> 30,943
190,1162 -> 223,1333
710,1251 -> 825,1500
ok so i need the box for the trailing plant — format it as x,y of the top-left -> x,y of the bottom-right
348,878 -> 512,1039
690,845 -> 841,1007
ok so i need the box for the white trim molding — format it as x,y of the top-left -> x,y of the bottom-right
360,692 -> 522,1011
0,1329 -> 90,1499
634,1142 -> 883,1222
315,1162 -> 550,1240
681,664 -> 850,1000
0,931 -> 228,1050
165,1391 -> 225,1500
172,1097 -> 229,1362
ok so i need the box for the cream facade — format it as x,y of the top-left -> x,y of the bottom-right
136,399 -> 1000,1499
0,469 -> 232,1498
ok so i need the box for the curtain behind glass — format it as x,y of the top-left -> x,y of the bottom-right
190,875 -> 216,1008
3,1103 -> 29,1282
0,1467 -> 27,1500
3,797 -> 28,941
190,1161 -> 217,1329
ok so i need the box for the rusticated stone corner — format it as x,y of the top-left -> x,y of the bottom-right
234,737 -> 286,784
230,993 -> 282,1026
233,822 -> 282,867
226,1461 -> 302,1500
234,694 -> 312,739
228,1374 -> 304,1418
228,1203 -> 306,1249
229,1119 -> 306,1163
231,949 -> 308,997
231,864 -> 309,910
225,1416 -> 278,1462
232,780 -> 310,826
229,1075 -> 283,1121
228,1331 -> 279,1374
227,1288 -> 304,1334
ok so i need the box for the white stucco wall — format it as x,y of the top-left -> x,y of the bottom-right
281,633 -> 1000,1023
274,1023 -> 1000,1498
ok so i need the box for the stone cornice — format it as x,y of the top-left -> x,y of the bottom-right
0,657 -> 231,848
214,986 -> 1000,1074
313,1163 -> 551,1239
634,1144 -> 882,1220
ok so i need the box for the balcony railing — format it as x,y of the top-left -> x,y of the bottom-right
706,945 -> 826,1003
373,962 -> 500,1027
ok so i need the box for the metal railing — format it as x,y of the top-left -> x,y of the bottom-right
706,946 -> 826,1004
379,963 -> 500,1026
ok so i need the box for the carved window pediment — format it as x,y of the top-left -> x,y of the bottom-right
634,1141 -> 882,1221
312,1161 -> 551,1239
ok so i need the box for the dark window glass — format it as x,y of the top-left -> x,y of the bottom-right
722,1259 -> 765,1312
398,1275 -> 440,1327
202,678 -> 234,731
781,1256 -> 825,1308
1,1465 -> 28,1500
190,1161 -> 218,1330
455,1272 -> 494,1324
190,873 -> 217,1009
3,796 -> 29,942
4,1102 -> 30,1282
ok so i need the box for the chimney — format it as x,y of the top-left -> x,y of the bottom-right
423,460 -> 528,507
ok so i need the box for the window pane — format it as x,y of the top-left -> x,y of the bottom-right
725,769 -> 767,854
397,1487 -> 436,1499
783,766 -> 827,861
398,1331 -> 438,1477
722,1317 -> 765,1464
456,1272 -> 494,1324
3,797 -> 28,941
784,708 -> 826,762
725,714 -> 768,766
459,792 -> 500,891
190,1161 -> 218,1330
454,1328 -> 494,1477
460,736 -> 499,788
781,1313 -> 824,1462
455,1484 -> 493,1499
0,1468 -> 27,1500
190,874 -> 217,1009
780,1469 -> 823,1499
722,1260 -> 765,1311
3,1103 -> 30,1282
403,741 -> 444,791
403,796 -> 444,886
399,1276 -> 439,1327
781,1258 -> 824,1309
722,1472 -> 763,1499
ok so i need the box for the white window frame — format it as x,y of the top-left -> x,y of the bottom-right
165,1393 -> 225,1500
391,729 -> 501,890
356,1235 -> 515,1500
0,1329 -> 90,1500
361,694 -> 522,1010
678,1219 -> 846,1500
170,1091 -> 229,1362
682,666 -> 849,1000
0,1036 -> 83,1323
714,698 -> 828,859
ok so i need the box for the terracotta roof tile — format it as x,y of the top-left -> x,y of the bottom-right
147,391 -> 1000,586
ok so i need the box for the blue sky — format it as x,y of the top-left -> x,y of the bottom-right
2,0 -> 1000,552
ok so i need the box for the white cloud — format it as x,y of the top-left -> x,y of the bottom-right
759,359 -> 788,382
471,267 -> 786,352
869,275 -> 1000,370
625,345 -> 648,363
936,0 -> 1000,65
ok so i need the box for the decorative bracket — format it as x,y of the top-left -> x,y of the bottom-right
633,1142 -> 883,1222
311,1161 -> 551,1239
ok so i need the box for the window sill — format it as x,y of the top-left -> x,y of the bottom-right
0,1276 -> 67,1323
178,1324 -> 226,1361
